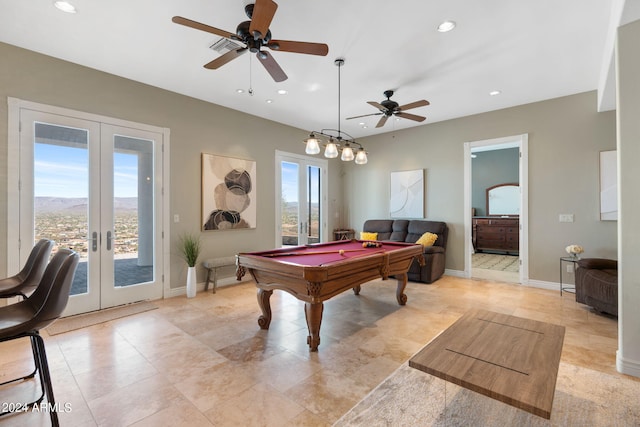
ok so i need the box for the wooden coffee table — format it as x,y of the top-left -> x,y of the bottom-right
409,309 -> 565,419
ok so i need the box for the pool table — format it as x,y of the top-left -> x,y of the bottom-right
236,240 -> 424,351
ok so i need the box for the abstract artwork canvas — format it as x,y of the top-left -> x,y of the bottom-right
599,150 -> 617,221
202,153 -> 256,230
390,169 -> 424,218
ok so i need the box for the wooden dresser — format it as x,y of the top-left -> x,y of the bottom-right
472,217 -> 519,254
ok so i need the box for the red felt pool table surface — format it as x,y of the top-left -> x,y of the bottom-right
236,240 -> 424,351
248,240 -> 409,266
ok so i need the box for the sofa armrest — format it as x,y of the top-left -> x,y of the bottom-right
577,258 -> 617,270
423,246 -> 445,255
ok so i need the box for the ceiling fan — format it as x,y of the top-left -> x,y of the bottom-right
347,90 -> 430,128
172,0 -> 329,82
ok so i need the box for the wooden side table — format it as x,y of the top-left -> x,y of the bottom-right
559,257 -> 578,295
333,228 -> 355,241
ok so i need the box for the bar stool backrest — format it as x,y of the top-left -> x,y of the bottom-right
25,249 -> 79,329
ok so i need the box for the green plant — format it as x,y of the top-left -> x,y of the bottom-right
178,232 -> 201,267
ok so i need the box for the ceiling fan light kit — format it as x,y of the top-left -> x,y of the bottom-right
347,90 -> 430,128
172,0 -> 328,82
304,58 -> 368,165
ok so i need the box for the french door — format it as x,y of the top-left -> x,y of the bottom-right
275,151 -> 328,247
14,104 -> 166,316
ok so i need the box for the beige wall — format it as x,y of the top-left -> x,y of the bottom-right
0,42 -> 343,289
345,91 -> 617,283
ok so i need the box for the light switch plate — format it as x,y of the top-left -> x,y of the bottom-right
559,214 -> 574,223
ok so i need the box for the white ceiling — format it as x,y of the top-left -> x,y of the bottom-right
1,0 -> 636,139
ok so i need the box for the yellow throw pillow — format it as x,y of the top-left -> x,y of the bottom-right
360,231 -> 378,241
416,232 -> 438,247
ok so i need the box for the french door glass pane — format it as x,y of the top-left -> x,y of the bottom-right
33,122 -> 89,296
113,135 -> 154,287
307,165 -> 321,244
281,161 -> 299,246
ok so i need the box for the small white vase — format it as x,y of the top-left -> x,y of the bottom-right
186,266 -> 197,298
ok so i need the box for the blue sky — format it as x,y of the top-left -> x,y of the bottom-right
34,143 -> 139,198
281,161 -> 320,204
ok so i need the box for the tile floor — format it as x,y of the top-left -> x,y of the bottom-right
0,275 -> 626,426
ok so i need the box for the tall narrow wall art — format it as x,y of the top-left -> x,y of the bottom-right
390,169 -> 424,218
202,153 -> 257,230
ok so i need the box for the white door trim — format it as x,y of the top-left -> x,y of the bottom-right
6,97 -> 170,308
275,150 -> 329,247
463,134 -> 529,284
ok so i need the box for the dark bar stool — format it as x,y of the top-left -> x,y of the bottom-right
0,239 -> 54,299
0,248 -> 79,427
0,239 -> 54,386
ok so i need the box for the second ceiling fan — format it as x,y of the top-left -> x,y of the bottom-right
172,0 -> 329,82
347,90 -> 430,128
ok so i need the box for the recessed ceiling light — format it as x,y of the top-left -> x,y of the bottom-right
53,1 -> 76,13
362,126 -> 368,129
359,122 -> 365,126
437,20 -> 456,32
265,99 -> 273,104
489,90 -> 502,96
277,89 -> 288,95
236,89 -> 245,94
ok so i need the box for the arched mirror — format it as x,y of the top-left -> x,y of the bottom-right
486,183 -> 519,216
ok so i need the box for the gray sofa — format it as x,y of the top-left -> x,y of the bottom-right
362,219 -> 448,283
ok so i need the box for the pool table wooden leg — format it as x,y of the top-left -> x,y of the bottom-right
305,302 -> 324,351
352,285 -> 361,295
396,272 -> 408,305
257,289 -> 273,329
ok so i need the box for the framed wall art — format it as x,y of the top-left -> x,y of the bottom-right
599,150 -> 617,221
202,153 -> 256,230
390,169 -> 424,218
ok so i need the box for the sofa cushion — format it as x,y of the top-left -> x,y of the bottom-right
360,231 -> 378,241
390,220 -> 409,241
362,220 -> 394,241
416,232 -> 438,247
405,221 -> 447,248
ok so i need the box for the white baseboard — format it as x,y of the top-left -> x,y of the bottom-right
617,351 -> 640,378
523,279 -> 560,292
444,269 -> 465,278
166,275 -> 253,298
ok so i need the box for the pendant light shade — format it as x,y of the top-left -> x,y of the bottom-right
355,148 -> 368,165
304,133 -> 321,155
341,143 -> 354,161
324,139 -> 339,158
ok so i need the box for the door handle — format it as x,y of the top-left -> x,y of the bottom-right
106,231 -> 112,251
91,232 -> 98,252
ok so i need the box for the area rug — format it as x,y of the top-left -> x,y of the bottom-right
334,362 -> 640,426
45,301 -> 157,335
472,253 -> 519,272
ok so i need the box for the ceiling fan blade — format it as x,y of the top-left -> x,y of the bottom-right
267,40 -> 329,56
257,51 -> 288,82
395,112 -> 426,122
397,99 -> 430,111
346,112 -> 383,120
249,0 -> 278,39
376,115 -> 389,128
367,101 -> 387,111
204,48 -> 247,69
172,16 -> 237,39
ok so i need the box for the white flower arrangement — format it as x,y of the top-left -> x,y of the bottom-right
565,244 -> 584,257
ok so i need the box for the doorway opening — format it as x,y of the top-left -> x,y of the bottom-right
275,151 -> 328,247
464,134 -> 529,283
7,98 -> 169,316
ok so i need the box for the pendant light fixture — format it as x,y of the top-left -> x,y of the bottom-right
304,58 -> 367,165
